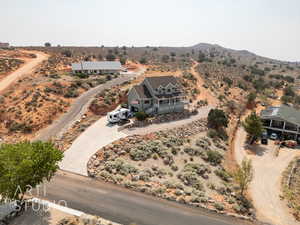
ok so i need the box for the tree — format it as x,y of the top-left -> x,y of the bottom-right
106,54 -> 116,61
283,86 -> 295,97
242,112 -> 263,144
44,42 -> 51,47
233,158 -> 253,196
135,112 -> 148,121
139,57 -> 147,64
0,141 -> 63,204
207,109 -> 229,130
161,55 -> 170,63
281,95 -> 293,104
61,49 -> 72,57
247,92 -> 256,108
120,57 -> 127,65
170,52 -> 176,57
98,53 -> 103,60
247,92 -> 256,104
198,51 -> 206,62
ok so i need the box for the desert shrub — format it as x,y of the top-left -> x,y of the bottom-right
138,169 -> 152,181
162,136 -> 184,147
214,169 -> 231,182
183,72 -> 196,81
171,164 -> 178,171
214,202 -> 225,211
203,150 -> 223,165
130,145 -> 153,161
139,57 -> 147,64
178,171 -> 204,190
184,147 -> 201,156
75,73 -> 89,79
250,67 -> 265,76
104,159 -> 138,176
207,129 -> 228,141
8,122 -> 33,133
61,50 -> 72,57
223,77 -> 233,87
196,138 -> 210,150
106,54 -> 116,61
135,111 -> 148,121
183,163 -> 210,176
64,88 -> 79,98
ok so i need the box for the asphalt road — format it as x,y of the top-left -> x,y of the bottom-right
34,71 -> 144,141
39,171 -> 254,225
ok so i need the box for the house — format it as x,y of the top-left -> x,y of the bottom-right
260,105 -> 300,142
128,75 -> 188,114
0,42 -> 9,48
71,61 -> 122,75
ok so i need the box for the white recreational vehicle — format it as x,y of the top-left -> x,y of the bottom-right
107,108 -> 132,123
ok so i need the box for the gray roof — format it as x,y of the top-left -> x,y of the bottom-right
132,85 -> 152,99
260,105 -> 300,125
145,76 -> 181,89
71,61 -> 122,71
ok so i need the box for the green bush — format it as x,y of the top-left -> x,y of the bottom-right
214,169 -> 231,182
214,202 -> 225,211
75,73 -> 89,79
135,111 -> 148,121
204,150 -> 223,165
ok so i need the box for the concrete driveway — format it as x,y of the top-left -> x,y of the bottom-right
234,128 -> 300,225
59,117 -> 127,176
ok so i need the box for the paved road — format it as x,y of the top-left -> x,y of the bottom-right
39,171 -> 254,225
0,50 -> 49,93
59,117 -> 127,175
35,70 -> 145,141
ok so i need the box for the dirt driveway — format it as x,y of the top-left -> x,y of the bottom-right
0,50 -> 48,93
235,128 -> 300,225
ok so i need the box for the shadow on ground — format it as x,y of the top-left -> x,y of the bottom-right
244,143 -> 269,156
10,204 -> 51,225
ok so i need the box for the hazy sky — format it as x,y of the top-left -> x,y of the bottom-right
1,0 -> 299,61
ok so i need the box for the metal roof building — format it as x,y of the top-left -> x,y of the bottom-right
261,105 -> 300,126
72,61 -> 122,72
260,105 -> 300,141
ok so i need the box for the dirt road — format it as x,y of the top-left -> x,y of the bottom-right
190,60 -> 218,106
234,128 -> 300,225
0,50 -> 48,93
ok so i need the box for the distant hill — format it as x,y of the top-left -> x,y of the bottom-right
189,43 -> 283,65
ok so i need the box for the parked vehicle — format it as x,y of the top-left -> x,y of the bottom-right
261,137 -> 268,145
282,140 -> 297,148
261,131 -> 268,145
270,133 -> 278,140
107,108 -> 132,123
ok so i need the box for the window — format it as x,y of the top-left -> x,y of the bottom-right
144,100 -> 150,104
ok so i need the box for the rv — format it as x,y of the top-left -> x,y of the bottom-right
107,108 -> 132,123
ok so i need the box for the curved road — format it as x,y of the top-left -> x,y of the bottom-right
40,171 -> 254,225
0,50 -> 49,93
35,70 -> 145,141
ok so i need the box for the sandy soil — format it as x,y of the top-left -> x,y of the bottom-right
190,60 -> 218,106
234,128 -> 300,225
0,50 -> 49,93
